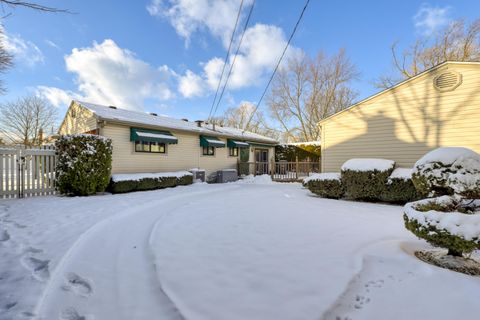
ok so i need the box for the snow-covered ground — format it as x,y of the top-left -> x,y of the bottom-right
1,178 -> 479,320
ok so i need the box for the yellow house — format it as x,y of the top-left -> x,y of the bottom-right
59,100 -> 277,176
319,61 -> 480,172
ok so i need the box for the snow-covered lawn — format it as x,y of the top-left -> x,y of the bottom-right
1,179 -> 480,320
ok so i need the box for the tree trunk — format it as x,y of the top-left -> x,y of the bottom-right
447,249 -> 463,257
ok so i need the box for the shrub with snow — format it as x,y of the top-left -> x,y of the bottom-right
404,196 -> 480,256
381,168 -> 419,203
304,173 -> 344,199
341,158 -> 395,201
109,171 -> 193,193
412,147 -> 480,198
56,134 -> 112,196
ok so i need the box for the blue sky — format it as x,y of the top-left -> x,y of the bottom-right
1,0 -> 479,124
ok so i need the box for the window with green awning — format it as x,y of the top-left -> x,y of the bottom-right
199,135 -> 225,148
227,139 -> 249,148
130,128 -> 178,144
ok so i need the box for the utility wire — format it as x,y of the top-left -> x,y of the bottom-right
209,0 -> 256,122
207,0 -> 245,121
243,0 -> 310,132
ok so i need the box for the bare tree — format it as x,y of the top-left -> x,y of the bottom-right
212,102 -> 280,140
0,27 -> 12,94
378,19 -> 480,88
0,1 -> 69,14
0,95 -> 57,146
267,49 -> 358,142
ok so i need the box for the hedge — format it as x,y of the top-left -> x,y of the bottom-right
304,173 -> 344,199
404,196 -> 480,256
341,159 -> 395,201
412,147 -> 480,198
109,172 -> 193,193
381,168 -> 419,203
56,134 -> 112,196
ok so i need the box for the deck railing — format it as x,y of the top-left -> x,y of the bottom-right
238,159 -> 320,182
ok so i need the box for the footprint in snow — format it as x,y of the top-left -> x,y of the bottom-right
60,307 -> 91,320
21,256 -> 50,281
0,229 -> 10,242
62,273 -> 93,297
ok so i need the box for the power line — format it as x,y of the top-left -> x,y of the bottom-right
243,0 -> 310,132
209,0 -> 256,121
207,0 -> 245,121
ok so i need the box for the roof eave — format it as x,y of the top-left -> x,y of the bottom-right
97,116 -> 278,145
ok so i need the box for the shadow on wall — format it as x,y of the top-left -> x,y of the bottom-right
323,66 -> 480,169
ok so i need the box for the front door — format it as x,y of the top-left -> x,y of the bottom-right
254,149 -> 269,174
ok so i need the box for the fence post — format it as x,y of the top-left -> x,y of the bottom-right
295,156 -> 299,180
270,159 -> 275,179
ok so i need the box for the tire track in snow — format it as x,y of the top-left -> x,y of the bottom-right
34,185 -> 238,320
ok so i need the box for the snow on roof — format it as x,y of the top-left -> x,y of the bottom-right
76,100 -> 277,144
341,158 -> 395,172
415,147 -> 480,167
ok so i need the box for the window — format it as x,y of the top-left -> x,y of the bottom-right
135,141 -> 166,153
229,147 -> 239,157
202,146 -> 215,156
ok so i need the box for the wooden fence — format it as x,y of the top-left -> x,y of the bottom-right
0,146 -> 56,199
238,159 -> 320,182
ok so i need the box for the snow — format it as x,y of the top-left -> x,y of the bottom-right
1,184 -> 480,320
341,158 -> 395,172
77,100 -> 277,145
303,172 -> 340,183
236,174 -> 274,184
415,147 -> 480,167
389,168 -> 413,181
111,171 -> 192,182
404,196 -> 480,240
413,147 -> 480,195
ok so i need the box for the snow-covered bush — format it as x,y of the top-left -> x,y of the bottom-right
109,171 -> 193,193
341,158 -> 395,201
381,168 -> 419,203
56,134 -> 112,196
412,147 -> 480,198
304,173 -> 344,199
404,196 -> 480,256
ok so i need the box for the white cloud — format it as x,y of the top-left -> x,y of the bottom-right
178,23 -> 302,98
147,0 -> 253,47
45,39 -> 60,50
414,4 -> 451,36
178,69 -> 205,98
39,39 -> 177,111
3,32 -> 44,67
36,86 -> 76,107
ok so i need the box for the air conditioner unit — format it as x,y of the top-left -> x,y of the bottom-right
189,168 -> 206,182
216,169 -> 238,183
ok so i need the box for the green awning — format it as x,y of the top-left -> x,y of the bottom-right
130,128 -> 178,144
227,139 -> 249,148
199,135 -> 225,148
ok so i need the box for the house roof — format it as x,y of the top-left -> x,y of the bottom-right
318,61 -> 480,125
75,100 -> 278,145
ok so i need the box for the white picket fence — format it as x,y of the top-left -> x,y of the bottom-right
0,146 -> 57,199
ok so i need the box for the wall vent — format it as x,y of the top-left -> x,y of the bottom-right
433,71 -> 462,92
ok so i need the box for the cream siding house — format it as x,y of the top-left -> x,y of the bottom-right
59,101 -> 277,176
319,61 -> 480,172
